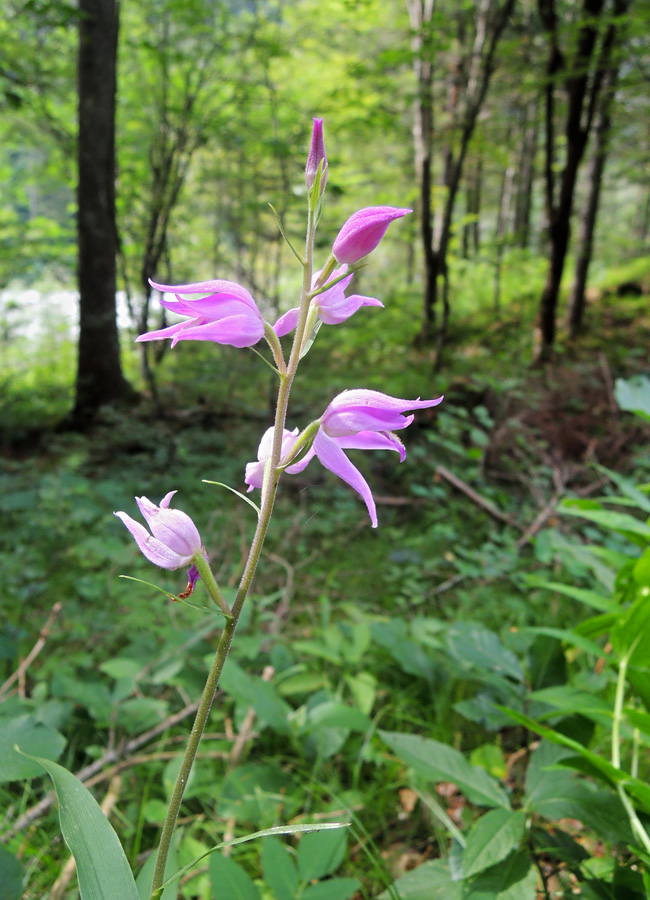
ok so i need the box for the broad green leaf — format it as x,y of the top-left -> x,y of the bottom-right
446,622 -> 524,682
297,826 -> 347,881
0,845 -> 23,900
462,809 -> 526,879
20,753 -> 139,900
464,849 -> 537,899
529,686 -> 613,727
304,700 -> 371,732
217,763 -> 299,825
261,837 -> 298,900
380,731 -> 510,809
220,660 -> 291,734
301,878 -> 361,900
0,715 -> 66,782
615,375 -> 650,422
377,859 -> 462,900
208,854 -> 261,900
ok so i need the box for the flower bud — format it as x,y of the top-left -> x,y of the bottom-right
305,117 -> 328,194
332,206 -> 411,265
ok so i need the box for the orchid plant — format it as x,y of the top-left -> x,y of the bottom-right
31,119 -> 442,900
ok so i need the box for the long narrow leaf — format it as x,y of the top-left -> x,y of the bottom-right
18,751 -> 139,900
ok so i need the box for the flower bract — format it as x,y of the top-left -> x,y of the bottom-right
114,490 -> 202,570
332,206 -> 412,265
137,279 -> 265,348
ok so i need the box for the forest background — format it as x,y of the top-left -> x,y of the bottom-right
1,0 -> 650,898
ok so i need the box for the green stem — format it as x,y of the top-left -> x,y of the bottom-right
612,650 -> 650,855
192,552 -> 232,617
149,194 -> 318,900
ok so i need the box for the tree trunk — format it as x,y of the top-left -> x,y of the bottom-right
513,98 -> 538,249
71,0 -> 135,424
534,0 -> 626,362
408,0 -> 515,352
462,156 -> 482,259
567,59 -> 621,336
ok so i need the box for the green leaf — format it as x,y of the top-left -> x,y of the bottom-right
446,622 -> 524,682
560,503 -> 650,540
297,826 -> 347,881
0,715 -> 65,782
0,845 -> 23,900
464,849 -> 537,899
304,700 -> 371,732
462,809 -> 526,879
612,594 -> 650,665
377,859 -> 462,900
521,626 -> 606,659
526,579 -> 619,613
615,375 -> 650,422
380,731 -> 510,809
19,753 -> 139,900
208,854 -> 261,900
261,837 -> 298,900
220,659 -> 291,734
498,707 -> 623,789
301,878 -> 361,900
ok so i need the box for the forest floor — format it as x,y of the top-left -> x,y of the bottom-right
1,283 -> 649,899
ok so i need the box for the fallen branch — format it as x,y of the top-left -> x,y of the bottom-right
2,699 -> 201,840
436,465 -> 517,528
0,601 -> 63,701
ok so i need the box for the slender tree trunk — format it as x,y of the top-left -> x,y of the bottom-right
493,164 -> 514,312
71,0 -> 135,424
513,98 -> 538,248
534,0 -> 626,362
408,0 -> 515,352
407,0 -> 438,342
567,59 -> 621,336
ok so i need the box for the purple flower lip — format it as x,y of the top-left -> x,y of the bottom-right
244,427 -> 312,491
332,207 -> 412,265
137,279 -> 265,348
114,490 -> 202,570
305,117 -> 328,192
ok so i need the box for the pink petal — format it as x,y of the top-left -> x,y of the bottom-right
313,430 -> 378,527
273,307 -> 300,337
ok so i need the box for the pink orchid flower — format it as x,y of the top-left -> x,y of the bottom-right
273,265 -> 382,337
245,391 -> 443,527
137,279 -> 265,348
114,491 -> 202,571
332,207 -> 412,265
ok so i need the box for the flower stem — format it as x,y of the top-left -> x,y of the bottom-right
149,188 -> 318,900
